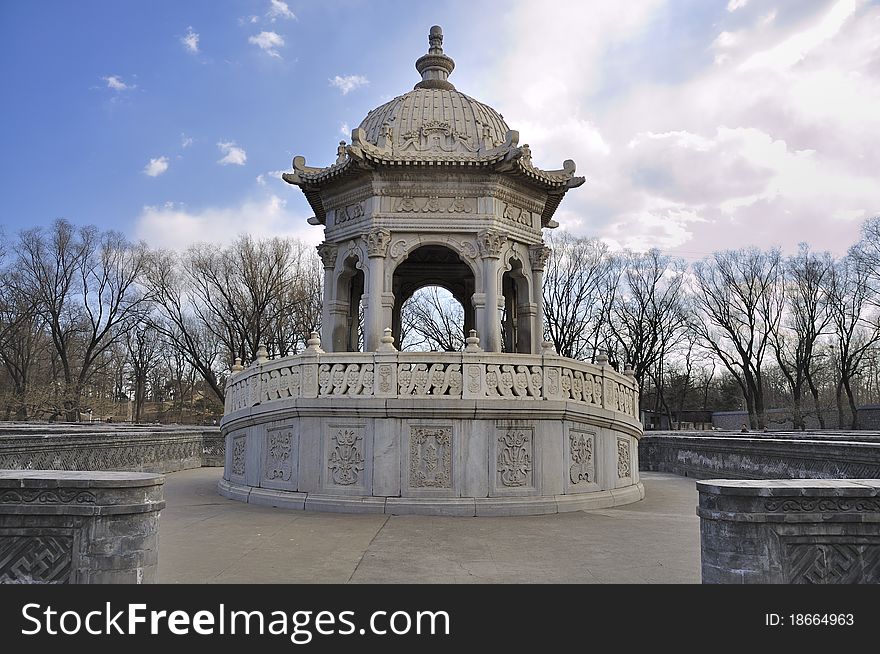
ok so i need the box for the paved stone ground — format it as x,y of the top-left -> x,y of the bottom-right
158,468 -> 700,583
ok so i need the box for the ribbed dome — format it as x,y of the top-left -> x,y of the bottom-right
357,88 -> 511,158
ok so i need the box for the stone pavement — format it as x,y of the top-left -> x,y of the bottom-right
159,468 -> 700,583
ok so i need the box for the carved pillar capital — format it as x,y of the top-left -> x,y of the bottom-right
316,242 -> 338,269
528,244 -> 552,271
362,228 -> 392,258
477,230 -> 506,259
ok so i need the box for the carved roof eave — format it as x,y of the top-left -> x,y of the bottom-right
283,139 -> 585,227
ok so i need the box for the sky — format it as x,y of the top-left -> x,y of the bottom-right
1,0 -> 878,260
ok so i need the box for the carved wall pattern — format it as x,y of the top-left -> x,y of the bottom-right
398,363 -> 462,396
265,429 -> 293,481
784,541 -> 880,584
327,428 -> 365,486
497,429 -> 533,488
0,439 -> 204,473
231,437 -> 246,477
318,363 -> 375,396
0,490 -> 96,505
409,427 -> 452,488
617,438 -> 632,478
0,535 -> 72,584
765,498 -> 880,512
569,431 -> 594,485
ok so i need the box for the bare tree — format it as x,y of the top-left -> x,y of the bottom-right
542,234 -> 619,361
14,220 -> 149,421
607,249 -> 689,399
826,253 -> 880,429
692,248 -> 784,429
771,244 -> 834,429
400,286 -> 465,351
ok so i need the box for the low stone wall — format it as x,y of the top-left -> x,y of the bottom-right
0,470 -> 165,583
639,433 -> 880,479
0,424 -> 224,474
697,479 -> 880,583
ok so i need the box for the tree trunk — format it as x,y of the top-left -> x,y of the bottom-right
844,377 -> 859,430
805,370 -> 825,429
836,379 -> 846,429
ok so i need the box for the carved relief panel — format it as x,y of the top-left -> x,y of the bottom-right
491,423 -> 538,495
262,427 -> 298,491
407,425 -> 453,492
322,424 -> 370,494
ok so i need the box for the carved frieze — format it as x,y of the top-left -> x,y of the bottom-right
392,195 -> 474,214
502,201 -> 535,228
398,120 -> 479,156
0,535 -> 73,584
334,202 -> 365,225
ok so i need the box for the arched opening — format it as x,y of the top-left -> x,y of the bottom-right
501,257 -> 533,353
391,245 -> 475,349
334,255 -> 364,352
399,286 -> 465,351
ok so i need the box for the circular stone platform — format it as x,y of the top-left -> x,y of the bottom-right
218,348 -> 643,516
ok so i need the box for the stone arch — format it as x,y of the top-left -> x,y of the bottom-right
501,250 -> 535,354
390,242 -> 477,348
331,251 -> 365,352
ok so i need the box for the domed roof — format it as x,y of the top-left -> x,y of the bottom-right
357,88 -> 511,158
354,26 -> 511,160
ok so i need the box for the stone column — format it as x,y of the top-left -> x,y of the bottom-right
362,228 -> 391,351
477,230 -> 506,352
316,243 -> 339,352
528,244 -> 551,355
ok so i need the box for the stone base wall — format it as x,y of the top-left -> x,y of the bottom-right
639,433 -> 880,479
697,479 -> 880,584
0,424 -> 223,474
0,471 -> 165,584
220,399 -> 643,516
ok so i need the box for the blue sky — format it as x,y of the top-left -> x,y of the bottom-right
2,0 -> 878,257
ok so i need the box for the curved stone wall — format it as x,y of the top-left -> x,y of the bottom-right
220,351 -> 643,515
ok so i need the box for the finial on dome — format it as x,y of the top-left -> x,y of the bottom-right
415,25 -> 456,90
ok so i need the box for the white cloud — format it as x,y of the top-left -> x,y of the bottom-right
217,141 -> 247,166
727,0 -> 748,12
181,26 -> 200,54
267,0 -> 296,21
482,0 -> 880,257
329,75 -> 369,95
249,31 -> 285,58
181,133 -> 193,148
143,156 -> 169,177
134,195 -> 321,250
103,75 -> 134,91
339,122 -> 350,136
739,0 -> 856,72
256,170 -> 288,186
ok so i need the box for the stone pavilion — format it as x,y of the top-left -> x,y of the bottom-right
219,26 -> 643,515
